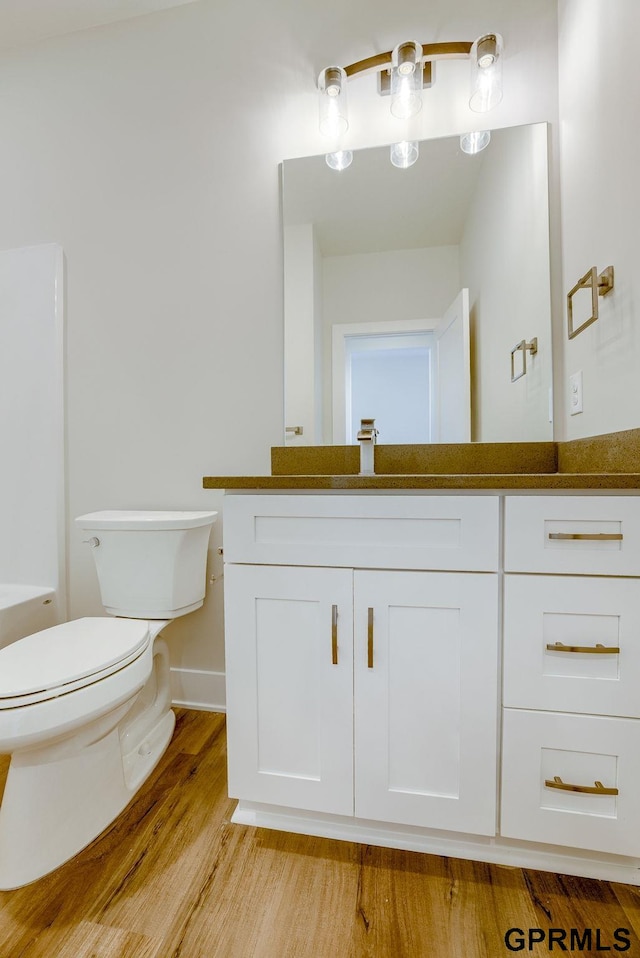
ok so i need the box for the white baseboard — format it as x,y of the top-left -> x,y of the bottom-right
231,801 -> 640,886
170,667 -> 226,712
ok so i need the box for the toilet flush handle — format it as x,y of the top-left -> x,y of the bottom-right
82,537 -> 100,548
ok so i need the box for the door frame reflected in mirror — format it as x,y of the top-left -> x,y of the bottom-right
333,319 -> 435,445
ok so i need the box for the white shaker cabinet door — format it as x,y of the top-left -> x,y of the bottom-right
224,564 -> 354,815
353,570 -> 499,835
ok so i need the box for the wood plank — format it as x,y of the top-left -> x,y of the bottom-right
1,710 -> 639,958
520,870 -> 638,953
613,884 -> 640,942
162,825 -> 361,957
348,849 -> 540,958
87,712 -> 232,939
16,921 -> 161,958
0,754 -> 8,803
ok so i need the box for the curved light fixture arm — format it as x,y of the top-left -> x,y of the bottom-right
342,41 -> 474,80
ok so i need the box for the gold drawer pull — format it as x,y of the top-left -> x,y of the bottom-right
331,605 -> 338,665
545,775 -> 618,796
546,641 -> 620,655
548,532 -> 623,541
367,607 -> 374,669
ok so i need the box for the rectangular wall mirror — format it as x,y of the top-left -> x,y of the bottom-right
282,122 -> 553,445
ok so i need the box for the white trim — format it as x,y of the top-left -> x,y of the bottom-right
53,245 -> 68,623
433,288 -> 471,442
331,318 -> 437,444
231,801 -> 640,885
170,667 -> 226,712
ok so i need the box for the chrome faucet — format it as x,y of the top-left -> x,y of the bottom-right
357,418 -> 378,475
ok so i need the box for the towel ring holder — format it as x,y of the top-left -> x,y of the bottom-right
510,338 -> 538,383
567,266 -> 614,340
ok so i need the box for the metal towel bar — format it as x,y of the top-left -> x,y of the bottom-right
567,265 -> 614,339
510,338 -> 538,382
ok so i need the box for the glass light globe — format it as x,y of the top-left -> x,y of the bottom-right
325,150 -> 353,171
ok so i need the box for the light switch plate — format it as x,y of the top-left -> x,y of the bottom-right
569,370 -> 583,415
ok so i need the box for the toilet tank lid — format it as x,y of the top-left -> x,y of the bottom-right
76,510 -> 218,530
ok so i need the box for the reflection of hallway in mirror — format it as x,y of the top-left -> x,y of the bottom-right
347,333 -> 432,444
334,290 -> 470,444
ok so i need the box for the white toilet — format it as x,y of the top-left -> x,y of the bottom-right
0,509 -> 217,890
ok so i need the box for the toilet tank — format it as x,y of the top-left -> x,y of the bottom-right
75,511 -> 217,619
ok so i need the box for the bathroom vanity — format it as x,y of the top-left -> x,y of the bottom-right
204,431 -> 640,884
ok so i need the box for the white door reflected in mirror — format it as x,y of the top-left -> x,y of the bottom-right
433,288 -> 471,443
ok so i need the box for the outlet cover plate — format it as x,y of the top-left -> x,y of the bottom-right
570,370 -> 583,415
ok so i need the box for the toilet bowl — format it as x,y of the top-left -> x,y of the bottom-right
0,509 -> 216,890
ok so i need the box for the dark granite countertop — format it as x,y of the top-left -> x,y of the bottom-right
202,472 -> 640,490
202,429 -> 640,491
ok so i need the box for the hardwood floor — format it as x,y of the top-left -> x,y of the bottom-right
1,709 -> 639,957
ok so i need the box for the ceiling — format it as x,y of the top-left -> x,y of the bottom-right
0,0 -> 198,51
282,133 -> 485,257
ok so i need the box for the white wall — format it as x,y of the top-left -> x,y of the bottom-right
0,0 -> 559,705
284,223 -> 321,444
557,0 -> 640,439
460,124 -> 553,442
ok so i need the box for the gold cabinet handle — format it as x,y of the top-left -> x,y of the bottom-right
544,775 -> 618,796
331,604 -> 338,665
367,607 -> 374,669
548,532 -> 623,541
546,641 -> 620,655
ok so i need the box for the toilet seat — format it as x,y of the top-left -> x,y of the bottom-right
0,617 -> 150,709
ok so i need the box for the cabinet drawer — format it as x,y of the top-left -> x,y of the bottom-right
505,496 -> 640,575
504,575 -> 640,718
501,708 -> 640,856
224,495 -> 499,571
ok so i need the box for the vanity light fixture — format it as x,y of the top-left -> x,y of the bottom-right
390,41 -> 424,119
469,33 -> 503,113
390,140 -> 419,169
318,34 -> 503,169
325,150 -> 353,171
318,66 -> 349,138
460,130 -> 491,154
